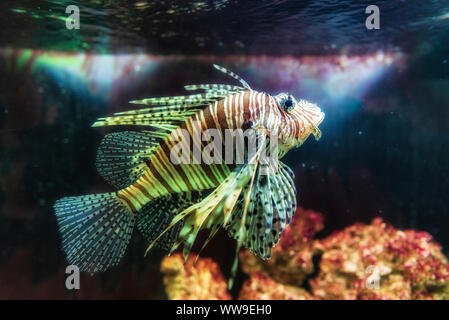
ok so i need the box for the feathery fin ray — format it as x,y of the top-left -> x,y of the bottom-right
213,64 -> 252,90
95,131 -> 161,189
91,64 -> 250,129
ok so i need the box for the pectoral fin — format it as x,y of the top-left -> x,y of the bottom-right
226,161 -> 297,260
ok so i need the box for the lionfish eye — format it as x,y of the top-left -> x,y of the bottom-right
281,96 -> 294,112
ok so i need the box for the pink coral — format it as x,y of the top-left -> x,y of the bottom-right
161,210 -> 449,300
312,218 -> 449,299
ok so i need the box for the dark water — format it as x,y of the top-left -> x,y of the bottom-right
1,0 -> 448,55
0,0 -> 448,299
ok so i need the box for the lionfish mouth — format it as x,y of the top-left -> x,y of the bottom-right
311,111 -> 325,140
294,109 -> 325,148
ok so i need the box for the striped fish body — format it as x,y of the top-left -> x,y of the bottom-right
116,88 -> 325,212
116,90 -> 261,212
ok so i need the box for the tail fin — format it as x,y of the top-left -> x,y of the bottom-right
54,192 -> 135,273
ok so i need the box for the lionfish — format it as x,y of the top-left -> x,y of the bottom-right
54,65 -> 324,286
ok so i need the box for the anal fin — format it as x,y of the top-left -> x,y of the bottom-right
137,192 -> 202,251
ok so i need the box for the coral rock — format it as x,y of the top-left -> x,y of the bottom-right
161,211 -> 449,300
238,272 -> 313,300
161,253 -> 231,300
311,218 -> 449,299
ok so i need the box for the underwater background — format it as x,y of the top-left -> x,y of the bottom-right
0,0 -> 448,299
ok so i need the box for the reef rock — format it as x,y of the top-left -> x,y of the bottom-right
161,208 -> 449,300
238,271 -> 313,300
160,253 -> 231,300
311,218 -> 449,299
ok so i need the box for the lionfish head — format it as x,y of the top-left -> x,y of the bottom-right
274,92 -> 325,148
